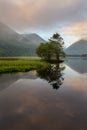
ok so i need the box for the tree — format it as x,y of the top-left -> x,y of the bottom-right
36,42 -> 52,61
36,33 -> 65,62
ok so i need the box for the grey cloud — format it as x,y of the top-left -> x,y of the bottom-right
0,0 -> 87,32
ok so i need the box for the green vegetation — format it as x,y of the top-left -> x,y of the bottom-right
36,33 -> 65,62
0,58 -> 49,74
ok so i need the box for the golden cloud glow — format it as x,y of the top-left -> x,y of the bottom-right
0,0 -> 87,46
0,0 -> 82,29
62,21 -> 87,38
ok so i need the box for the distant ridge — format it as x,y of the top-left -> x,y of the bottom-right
65,39 -> 87,56
0,22 -> 45,57
21,33 -> 45,45
0,22 -> 18,40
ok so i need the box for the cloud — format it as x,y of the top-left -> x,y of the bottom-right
0,0 -> 87,46
0,0 -> 87,32
62,20 -> 87,38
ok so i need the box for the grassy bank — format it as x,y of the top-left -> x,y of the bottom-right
0,58 -> 48,73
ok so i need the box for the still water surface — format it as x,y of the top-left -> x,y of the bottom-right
0,58 -> 87,130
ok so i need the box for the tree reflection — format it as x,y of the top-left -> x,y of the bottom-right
37,64 -> 65,90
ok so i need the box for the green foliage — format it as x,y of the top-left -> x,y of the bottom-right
36,42 -> 52,61
36,33 -> 65,62
0,59 -> 49,73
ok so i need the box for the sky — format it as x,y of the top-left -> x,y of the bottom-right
0,0 -> 87,47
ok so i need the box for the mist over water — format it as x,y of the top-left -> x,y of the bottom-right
0,58 -> 87,130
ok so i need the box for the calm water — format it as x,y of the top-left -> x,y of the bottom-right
0,58 -> 87,130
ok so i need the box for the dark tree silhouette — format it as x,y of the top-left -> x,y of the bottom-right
37,64 -> 65,90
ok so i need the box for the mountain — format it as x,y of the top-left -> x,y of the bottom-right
65,39 -> 87,56
21,33 -> 45,45
0,22 -> 45,57
0,22 -> 19,40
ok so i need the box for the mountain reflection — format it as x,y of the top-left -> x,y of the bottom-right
0,71 -> 38,92
65,58 -> 87,74
37,64 -> 65,89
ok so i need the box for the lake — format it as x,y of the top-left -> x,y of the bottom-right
0,58 -> 87,130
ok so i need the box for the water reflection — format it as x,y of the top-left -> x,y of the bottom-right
0,59 -> 87,130
65,58 -> 87,74
0,71 -> 38,92
37,64 -> 65,89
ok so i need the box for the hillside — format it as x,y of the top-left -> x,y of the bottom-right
65,39 -> 87,56
21,33 -> 45,45
0,22 -> 19,40
0,22 -> 45,57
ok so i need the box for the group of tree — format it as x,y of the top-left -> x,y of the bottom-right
36,33 -> 65,62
